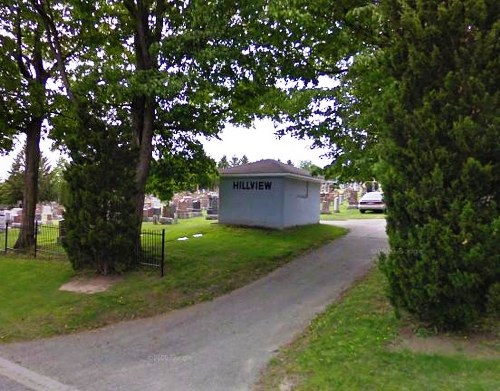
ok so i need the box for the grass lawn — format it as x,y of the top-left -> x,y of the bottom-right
0,218 -> 346,343
256,268 -> 500,390
320,202 -> 386,221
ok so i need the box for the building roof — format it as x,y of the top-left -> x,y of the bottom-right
219,159 -> 322,182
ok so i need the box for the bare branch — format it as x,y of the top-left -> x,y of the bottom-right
314,64 -> 348,77
33,26 -> 49,83
13,5 -> 32,80
154,0 -> 166,42
46,46 -> 78,75
123,0 -> 137,17
30,0 -> 75,103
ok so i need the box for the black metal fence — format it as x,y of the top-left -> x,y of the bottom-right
0,221 -> 66,258
138,229 -> 165,277
0,221 -> 165,276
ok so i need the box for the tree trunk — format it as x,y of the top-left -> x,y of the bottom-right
127,1 -> 159,245
14,118 -> 42,249
132,98 -> 155,235
12,16 -> 47,250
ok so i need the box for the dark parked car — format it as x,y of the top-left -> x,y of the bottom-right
358,191 -> 386,213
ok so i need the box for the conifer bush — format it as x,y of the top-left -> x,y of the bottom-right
62,115 -> 139,275
378,0 -> 500,329
486,282 -> 500,317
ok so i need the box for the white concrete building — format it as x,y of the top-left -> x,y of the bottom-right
218,159 -> 322,229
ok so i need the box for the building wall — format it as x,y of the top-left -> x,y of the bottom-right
219,176 -> 320,229
219,176 -> 285,229
283,179 -> 321,227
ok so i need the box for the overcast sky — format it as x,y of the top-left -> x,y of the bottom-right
201,119 -> 330,166
0,119 -> 331,181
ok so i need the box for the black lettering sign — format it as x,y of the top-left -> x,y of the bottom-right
232,180 -> 272,190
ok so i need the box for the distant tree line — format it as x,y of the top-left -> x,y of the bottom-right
0,149 -> 68,207
217,155 -> 249,169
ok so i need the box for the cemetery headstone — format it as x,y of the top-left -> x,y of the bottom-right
177,197 -> 193,219
159,217 -> 175,225
206,196 -> 219,220
191,199 -> 203,217
200,195 -> 209,210
321,199 -> 331,214
162,204 -> 177,218
58,219 -> 66,244
347,189 -> 358,209
0,211 -> 6,231
333,197 -> 340,213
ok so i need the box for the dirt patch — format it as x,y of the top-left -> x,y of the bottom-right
389,326 -> 499,359
59,275 -> 122,294
278,375 -> 302,391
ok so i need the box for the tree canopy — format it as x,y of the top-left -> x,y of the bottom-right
3,1 -> 497,330
0,1 -> 57,248
269,0 -> 500,328
264,0 -> 385,181
22,0 -> 341,273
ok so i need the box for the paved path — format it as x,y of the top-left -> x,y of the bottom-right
0,219 -> 388,391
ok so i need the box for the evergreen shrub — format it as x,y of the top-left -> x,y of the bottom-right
62,115 -> 139,275
378,0 -> 500,329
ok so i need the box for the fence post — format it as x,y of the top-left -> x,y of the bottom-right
161,229 -> 165,277
34,220 -> 38,258
4,220 -> 8,252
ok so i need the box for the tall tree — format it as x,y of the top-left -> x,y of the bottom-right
268,1 -> 385,181
0,148 -> 55,206
0,2 -> 52,248
50,157 -> 69,205
299,160 -> 322,176
378,0 -> 500,329
0,152 -> 24,206
146,142 -> 218,200
240,155 -> 249,165
37,155 -> 56,202
31,0 -> 330,273
218,155 -> 229,169
30,0 -> 141,272
229,155 -> 240,167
